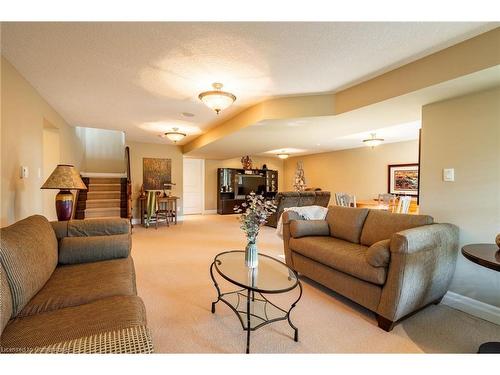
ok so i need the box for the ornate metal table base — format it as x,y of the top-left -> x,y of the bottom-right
210,260 -> 302,354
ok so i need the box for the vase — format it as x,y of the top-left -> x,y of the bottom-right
245,241 -> 258,268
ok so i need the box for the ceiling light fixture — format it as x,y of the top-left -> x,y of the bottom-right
163,127 -> 186,143
198,82 -> 236,115
277,151 -> 289,159
362,133 -> 384,148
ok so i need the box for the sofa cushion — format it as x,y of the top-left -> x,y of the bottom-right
50,221 -> 68,241
18,326 -> 153,354
289,236 -> 387,285
1,262 -> 13,335
0,295 -> 146,349
0,215 -> 58,316
366,239 -> 391,268
360,210 -> 434,246
58,233 -> 131,265
290,220 -> 330,238
68,218 -> 130,237
326,206 -> 369,243
18,257 -> 137,318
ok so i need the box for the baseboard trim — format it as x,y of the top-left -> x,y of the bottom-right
441,291 -> 500,325
203,210 -> 217,215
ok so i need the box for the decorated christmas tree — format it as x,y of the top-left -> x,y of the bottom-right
293,161 -> 307,191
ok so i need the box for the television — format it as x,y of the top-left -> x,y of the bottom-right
236,174 -> 266,197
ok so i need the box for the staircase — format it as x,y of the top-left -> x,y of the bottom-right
75,146 -> 133,221
75,177 -> 128,219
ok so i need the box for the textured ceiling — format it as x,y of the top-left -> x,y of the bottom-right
186,65 -> 500,159
1,22 -> 497,145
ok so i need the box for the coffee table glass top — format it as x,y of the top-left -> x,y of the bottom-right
214,251 -> 298,293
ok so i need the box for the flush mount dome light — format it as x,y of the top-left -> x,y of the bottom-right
362,133 -> 384,148
163,127 -> 186,143
277,151 -> 289,159
198,82 -> 236,115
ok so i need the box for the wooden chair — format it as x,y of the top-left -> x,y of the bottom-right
155,192 -> 170,229
378,193 -> 397,212
394,196 -> 412,214
335,192 -> 357,208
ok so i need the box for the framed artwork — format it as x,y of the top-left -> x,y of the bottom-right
143,157 -> 172,190
388,163 -> 419,196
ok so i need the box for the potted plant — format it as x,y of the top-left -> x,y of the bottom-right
234,192 -> 277,268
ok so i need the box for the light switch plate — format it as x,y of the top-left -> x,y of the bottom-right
443,168 -> 454,182
20,166 -> 29,179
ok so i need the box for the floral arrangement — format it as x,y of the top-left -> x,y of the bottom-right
234,192 -> 277,243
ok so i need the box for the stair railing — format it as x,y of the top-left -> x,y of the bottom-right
125,146 -> 133,227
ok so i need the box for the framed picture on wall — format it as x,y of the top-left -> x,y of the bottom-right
388,163 -> 419,196
143,157 -> 172,190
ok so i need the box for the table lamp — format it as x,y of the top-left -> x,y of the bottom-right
41,164 -> 87,221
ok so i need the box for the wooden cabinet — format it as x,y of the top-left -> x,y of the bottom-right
217,168 -> 278,214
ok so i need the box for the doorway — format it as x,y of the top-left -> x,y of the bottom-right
42,124 -> 60,220
183,158 -> 204,215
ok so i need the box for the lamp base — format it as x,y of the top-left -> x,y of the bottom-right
55,190 -> 74,221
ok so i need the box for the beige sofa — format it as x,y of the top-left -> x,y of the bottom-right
282,206 -> 459,331
0,215 -> 153,353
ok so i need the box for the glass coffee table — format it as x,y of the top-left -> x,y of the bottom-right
209,250 -> 302,353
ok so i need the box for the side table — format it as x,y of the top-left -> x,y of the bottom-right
461,244 -> 500,353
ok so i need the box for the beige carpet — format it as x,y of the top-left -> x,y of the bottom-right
131,214 -> 500,353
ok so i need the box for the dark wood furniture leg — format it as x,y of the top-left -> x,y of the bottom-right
376,315 -> 395,332
377,295 -> 445,332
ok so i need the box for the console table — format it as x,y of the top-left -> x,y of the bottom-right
138,195 -> 179,227
461,243 -> 500,353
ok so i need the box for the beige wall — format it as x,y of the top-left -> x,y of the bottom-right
1,56 -> 84,226
420,87 -> 500,307
79,127 -> 126,173
204,156 -> 284,211
283,140 -> 419,200
126,141 -> 183,219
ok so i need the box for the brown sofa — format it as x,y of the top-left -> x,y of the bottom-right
266,191 -> 331,227
282,206 -> 459,331
0,215 -> 153,353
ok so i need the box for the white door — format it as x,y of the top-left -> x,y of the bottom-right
183,158 -> 204,215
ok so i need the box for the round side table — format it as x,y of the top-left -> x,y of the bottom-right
461,244 -> 500,353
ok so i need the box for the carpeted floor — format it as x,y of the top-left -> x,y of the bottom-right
131,214 -> 500,353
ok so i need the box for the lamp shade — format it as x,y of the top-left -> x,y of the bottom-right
41,164 -> 87,190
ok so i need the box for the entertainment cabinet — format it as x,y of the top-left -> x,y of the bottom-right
217,168 -> 278,214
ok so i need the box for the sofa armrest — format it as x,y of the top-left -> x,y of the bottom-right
52,218 -> 132,265
282,211 -> 302,268
377,223 -> 459,322
290,220 -> 329,238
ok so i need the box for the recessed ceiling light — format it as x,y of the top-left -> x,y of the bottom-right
181,112 -> 195,118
